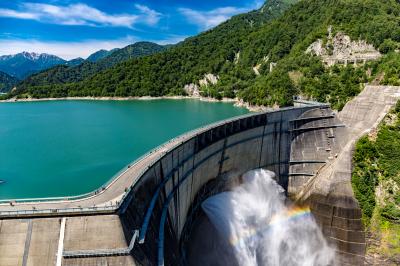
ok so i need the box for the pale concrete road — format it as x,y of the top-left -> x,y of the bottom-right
0,215 -> 131,266
0,133 -> 186,214
0,113 -> 252,215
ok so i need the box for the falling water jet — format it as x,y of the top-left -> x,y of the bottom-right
201,169 -> 336,266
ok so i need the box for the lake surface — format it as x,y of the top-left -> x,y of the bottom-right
0,100 -> 248,199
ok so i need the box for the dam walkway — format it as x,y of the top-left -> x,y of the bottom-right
0,116 -> 258,217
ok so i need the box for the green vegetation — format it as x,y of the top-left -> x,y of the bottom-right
368,52 -> 400,85
12,0 -> 292,99
352,136 -> 379,225
0,71 -> 19,93
17,42 -> 167,93
86,49 -> 117,62
352,101 -> 400,261
7,0 -> 400,109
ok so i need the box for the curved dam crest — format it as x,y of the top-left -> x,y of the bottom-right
0,99 -> 248,199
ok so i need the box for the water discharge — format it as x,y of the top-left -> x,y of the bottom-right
201,169 -> 335,266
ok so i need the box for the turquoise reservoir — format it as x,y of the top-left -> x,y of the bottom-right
0,100 -> 248,199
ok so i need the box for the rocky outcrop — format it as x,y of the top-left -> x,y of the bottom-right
183,83 -> 200,97
234,51 -> 240,65
184,74 -> 219,97
307,28 -> 381,67
252,55 -> 270,75
253,64 -> 261,76
199,74 -> 219,87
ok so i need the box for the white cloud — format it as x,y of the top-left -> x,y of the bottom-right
149,35 -> 188,45
0,2 -> 162,28
0,8 -> 39,20
134,4 -> 162,26
179,7 -> 246,30
178,0 -> 265,30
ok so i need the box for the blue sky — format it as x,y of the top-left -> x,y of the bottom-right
0,0 -> 264,59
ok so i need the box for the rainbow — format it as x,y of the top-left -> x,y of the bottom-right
229,206 -> 312,247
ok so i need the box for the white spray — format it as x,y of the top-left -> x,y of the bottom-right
202,169 -> 335,266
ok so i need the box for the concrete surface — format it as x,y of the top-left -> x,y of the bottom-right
0,219 -> 28,266
294,85 -> 400,265
2,86 -> 398,266
63,215 -> 127,251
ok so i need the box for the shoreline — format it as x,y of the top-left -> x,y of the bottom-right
0,95 -> 269,112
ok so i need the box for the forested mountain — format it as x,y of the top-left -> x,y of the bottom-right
353,102 -> 400,264
0,71 -> 18,93
86,49 -> 118,62
11,0 -> 297,99
98,42 -> 167,67
8,0 -> 400,111
16,42 -> 168,91
0,52 -> 66,79
65,58 -> 85,67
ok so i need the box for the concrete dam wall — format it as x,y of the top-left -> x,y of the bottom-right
117,104 -> 354,265
2,86 -> 399,266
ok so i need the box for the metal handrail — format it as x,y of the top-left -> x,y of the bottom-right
0,105 -> 326,213
0,110 -> 260,205
0,205 -> 116,217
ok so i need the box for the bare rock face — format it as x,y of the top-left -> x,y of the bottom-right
184,83 -> 200,97
234,51 -> 240,65
252,56 -> 270,75
253,64 -> 261,76
307,28 -> 381,66
306,39 -> 325,56
199,74 -> 219,87
183,73 -> 219,96
331,32 -> 378,57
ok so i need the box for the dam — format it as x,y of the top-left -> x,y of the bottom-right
0,85 -> 399,266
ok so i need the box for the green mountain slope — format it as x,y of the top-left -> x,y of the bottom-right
352,102 -> 400,264
17,42 -> 168,91
65,57 -> 84,67
12,0 -> 297,98
11,0 -> 400,108
0,71 -> 19,93
86,49 -> 118,62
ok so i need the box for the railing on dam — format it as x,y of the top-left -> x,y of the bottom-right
0,138 -> 167,205
0,206 -> 116,218
0,104 -> 329,220
116,104 -> 335,265
0,102 -> 340,265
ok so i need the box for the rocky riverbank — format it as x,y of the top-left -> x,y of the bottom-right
0,95 -> 268,112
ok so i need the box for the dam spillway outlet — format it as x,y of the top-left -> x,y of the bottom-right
187,169 -> 335,266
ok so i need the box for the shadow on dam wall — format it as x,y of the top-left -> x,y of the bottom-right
117,103 -> 364,265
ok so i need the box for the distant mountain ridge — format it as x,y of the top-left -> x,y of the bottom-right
8,0 -> 400,109
65,57 -> 84,67
17,42 -> 168,89
0,42 -> 167,81
12,0 -> 300,98
0,52 -> 65,79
